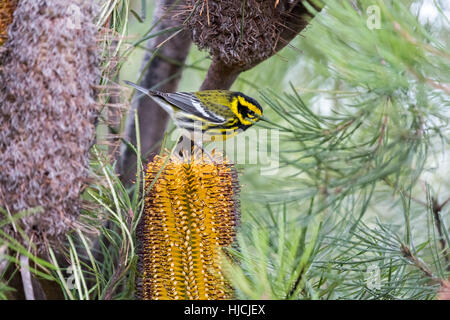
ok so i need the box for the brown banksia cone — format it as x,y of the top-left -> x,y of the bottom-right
0,0 -> 17,46
137,153 -> 240,300
183,0 -> 315,68
0,0 -> 100,252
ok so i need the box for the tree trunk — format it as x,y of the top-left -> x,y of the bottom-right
119,0 -> 192,185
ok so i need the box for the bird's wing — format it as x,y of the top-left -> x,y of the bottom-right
124,80 -> 230,124
160,92 -> 228,124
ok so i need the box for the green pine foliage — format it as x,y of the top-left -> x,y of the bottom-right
227,0 -> 450,299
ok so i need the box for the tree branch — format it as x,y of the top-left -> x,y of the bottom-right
432,196 -> 450,270
200,0 -> 320,90
20,255 -> 35,300
119,0 -> 192,185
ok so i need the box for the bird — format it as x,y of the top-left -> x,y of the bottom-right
124,80 -> 263,144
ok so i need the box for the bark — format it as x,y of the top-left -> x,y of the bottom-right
200,59 -> 241,90
119,0 -> 192,185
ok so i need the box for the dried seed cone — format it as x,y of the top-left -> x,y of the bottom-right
0,0 -> 17,46
183,0 -> 310,67
0,0 -> 100,251
137,155 -> 240,300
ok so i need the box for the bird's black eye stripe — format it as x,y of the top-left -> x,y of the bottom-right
244,107 -> 257,118
232,92 -> 262,119
237,103 -> 252,118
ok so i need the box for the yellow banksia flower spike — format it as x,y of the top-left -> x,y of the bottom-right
137,153 -> 240,300
0,0 -> 17,46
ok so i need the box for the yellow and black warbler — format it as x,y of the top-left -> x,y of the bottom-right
124,80 -> 263,142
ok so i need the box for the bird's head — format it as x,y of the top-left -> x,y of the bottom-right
230,92 -> 263,127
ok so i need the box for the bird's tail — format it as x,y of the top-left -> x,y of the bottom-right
124,80 -> 174,116
123,80 -> 156,96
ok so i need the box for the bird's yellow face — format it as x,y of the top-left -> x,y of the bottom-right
230,93 -> 263,127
